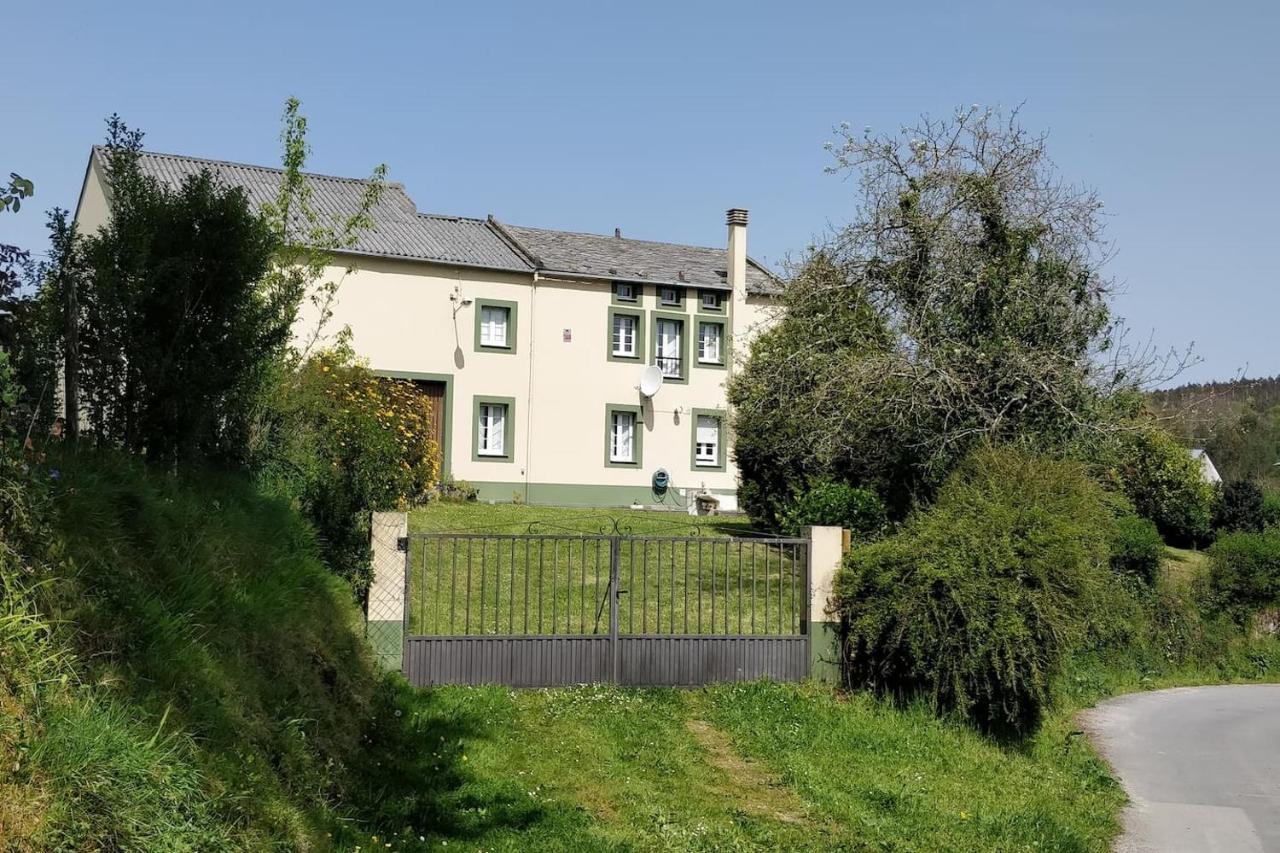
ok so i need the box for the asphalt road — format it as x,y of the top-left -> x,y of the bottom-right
1083,685 -> 1280,852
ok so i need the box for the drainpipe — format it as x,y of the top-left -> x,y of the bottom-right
524,272 -> 538,504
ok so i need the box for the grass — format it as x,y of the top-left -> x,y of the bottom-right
1162,544 -> 1210,588
406,503 -> 804,636
376,681 -> 1125,852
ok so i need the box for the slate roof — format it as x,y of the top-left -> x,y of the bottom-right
499,223 -> 778,293
92,148 -> 779,293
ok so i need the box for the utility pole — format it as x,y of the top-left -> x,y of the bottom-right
62,262 -> 79,443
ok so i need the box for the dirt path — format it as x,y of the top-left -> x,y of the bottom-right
684,718 -> 810,825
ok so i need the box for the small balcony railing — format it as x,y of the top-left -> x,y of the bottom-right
655,355 -> 683,378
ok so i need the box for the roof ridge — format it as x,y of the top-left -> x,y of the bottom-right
505,221 -> 725,254
95,145 -> 399,189
416,210 -> 489,224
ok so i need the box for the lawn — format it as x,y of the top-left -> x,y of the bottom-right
406,503 -> 804,636
382,680 -> 1123,852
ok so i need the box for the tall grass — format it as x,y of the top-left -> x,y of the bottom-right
0,452 -> 443,848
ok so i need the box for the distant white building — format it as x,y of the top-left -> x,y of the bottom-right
1190,449 -> 1223,485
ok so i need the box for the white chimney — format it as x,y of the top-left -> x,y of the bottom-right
726,208 -> 748,293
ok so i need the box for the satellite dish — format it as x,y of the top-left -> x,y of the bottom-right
637,365 -> 664,398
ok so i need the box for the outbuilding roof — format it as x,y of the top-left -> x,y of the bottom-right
89,147 -> 779,293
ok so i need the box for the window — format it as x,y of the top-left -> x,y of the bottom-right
472,395 -> 515,461
480,306 -> 508,347
610,410 -> 636,463
474,299 -> 518,353
614,282 -> 637,302
659,286 -> 681,306
690,409 -> 725,471
700,290 -> 723,311
612,313 -> 638,357
477,403 -> 507,456
694,415 -> 720,467
697,321 -> 722,364
654,317 -> 683,378
701,412 -> 721,461
604,405 -> 643,467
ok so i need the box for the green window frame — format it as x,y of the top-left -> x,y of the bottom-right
604,404 -> 644,468
473,299 -> 518,355
650,310 -> 689,384
606,307 -> 645,362
612,281 -> 642,305
471,395 -> 516,462
656,284 -> 685,309
690,408 -> 727,472
694,316 -> 728,370
697,289 -> 725,312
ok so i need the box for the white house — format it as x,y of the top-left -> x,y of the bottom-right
73,149 -> 781,510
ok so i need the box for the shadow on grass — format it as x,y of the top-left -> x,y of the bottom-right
337,679 -> 560,848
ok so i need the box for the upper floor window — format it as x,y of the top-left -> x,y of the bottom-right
659,286 -> 681,306
697,321 -> 722,364
614,282 -> 637,302
480,306 -> 508,347
654,317 -> 683,378
700,290 -> 723,311
612,313 -> 638,358
474,299 -> 517,353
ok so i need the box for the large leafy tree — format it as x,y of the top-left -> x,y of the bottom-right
73,116 -> 279,466
731,107 -> 1161,522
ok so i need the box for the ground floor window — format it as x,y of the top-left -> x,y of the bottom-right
691,409 -> 725,471
473,396 -> 515,461
604,404 -> 643,467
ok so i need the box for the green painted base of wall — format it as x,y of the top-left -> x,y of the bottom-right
810,620 -> 842,684
469,480 -> 737,510
367,620 -> 403,671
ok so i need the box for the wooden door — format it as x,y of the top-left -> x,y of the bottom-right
415,381 -> 447,476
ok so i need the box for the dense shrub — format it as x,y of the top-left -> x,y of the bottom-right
251,348 -> 439,596
1205,531 -> 1280,621
1104,428 -> 1216,547
1109,515 -> 1165,585
1264,493 -> 1280,529
835,447 -> 1128,734
781,480 -> 888,541
1214,479 -> 1265,534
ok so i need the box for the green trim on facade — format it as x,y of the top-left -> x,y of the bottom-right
697,289 -> 725,312
374,370 -> 454,479
466,480 -> 737,509
693,315 -> 729,370
611,281 -> 643,306
809,620 -> 842,684
689,407 -> 728,472
473,298 -> 519,355
471,394 -> 517,463
656,284 -> 686,310
603,403 -> 644,468
649,310 -> 690,384
367,620 -> 404,671
606,307 -> 646,363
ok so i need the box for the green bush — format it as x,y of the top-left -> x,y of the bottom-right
835,447 -> 1128,734
1206,531 -> 1280,621
1215,479 -> 1265,534
1105,429 -> 1216,547
1109,515 -> 1165,585
781,480 -> 888,541
251,347 -> 439,596
1263,493 -> 1280,529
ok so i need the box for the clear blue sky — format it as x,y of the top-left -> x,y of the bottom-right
5,1 -> 1277,385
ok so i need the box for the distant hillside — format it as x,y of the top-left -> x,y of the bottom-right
1151,376 -> 1280,489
